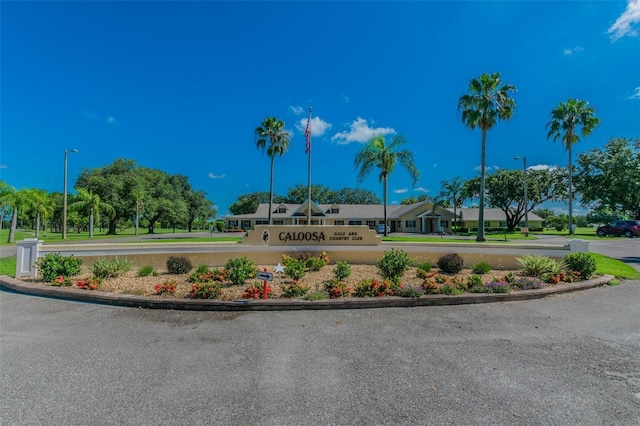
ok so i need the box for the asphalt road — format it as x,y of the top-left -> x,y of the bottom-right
1,281 -> 639,425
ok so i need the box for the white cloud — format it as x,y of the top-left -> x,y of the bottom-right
608,0 -> 640,41
393,188 -> 408,194
331,117 -> 395,144
295,116 -> 332,137
0,164 -> 7,169
107,116 -> 116,124
289,105 -> 304,115
391,200 -> 399,205
432,164 -> 437,168
342,94 -> 350,104
629,86 -> 640,99
528,164 -> 558,171
414,187 -> 430,193
474,165 -> 500,172
208,173 -> 226,179
563,46 -> 584,55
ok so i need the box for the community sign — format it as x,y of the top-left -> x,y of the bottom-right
242,225 -> 381,246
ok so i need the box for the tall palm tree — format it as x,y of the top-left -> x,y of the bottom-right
71,187 -> 115,238
441,176 -> 466,234
546,98 -> 600,235
25,188 -> 55,238
255,117 -> 290,224
0,183 -> 28,243
354,134 -> 420,236
458,72 -> 516,242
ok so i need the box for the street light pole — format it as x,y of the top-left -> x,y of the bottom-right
514,156 -> 529,238
62,149 -> 78,240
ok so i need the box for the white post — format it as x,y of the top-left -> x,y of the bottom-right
16,238 -> 42,277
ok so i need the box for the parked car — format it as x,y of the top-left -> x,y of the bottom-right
596,220 -> 640,237
376,224 -> 391,234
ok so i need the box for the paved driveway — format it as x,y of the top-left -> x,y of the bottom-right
2,281 -> 639,425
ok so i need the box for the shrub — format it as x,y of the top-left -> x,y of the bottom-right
195,264 -> 209,275
485,281 -> 510,293
284,258 -> 306,281
305,290 -> 329,301
469,284 -> 491,293
416,262 -> 432,272
333,261 -> 352,281
281,281 -> 309,298
215,220 -> 225,232
166,256 -> 193,274
155,279 -> 177,295
36,253 -> 83,282
137,265 -> 157,277
472,261 -> 491,275
377,248 -> 412,281
355,279 -> 395,297
242,282 -> 271,299
513,276 -> 545,290
437,253 -> 464,274
467,274 -> 483,287
324,279 -> 350,298
563,252 -> 597,279
51,275 -> 73,287
305,256 -> 327,271
439,283 -> 462,295
90,257 -> 133,279
502,272 -> 517,284
76,276 -> 102,290
397,285 -> 424,298
516,254 -> 564,277
224,256 -> 257,285
189,282 -> 222,299
422,280 -> 440,294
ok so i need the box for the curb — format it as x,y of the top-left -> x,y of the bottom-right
0,275 -> 615,311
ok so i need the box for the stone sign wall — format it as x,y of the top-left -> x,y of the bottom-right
242,225 -> 381,246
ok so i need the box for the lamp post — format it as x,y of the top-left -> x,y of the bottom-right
62,149 -> 78,240
514,156 -> 529,238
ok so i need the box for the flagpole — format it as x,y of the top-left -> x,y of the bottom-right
306,106 -> 312,225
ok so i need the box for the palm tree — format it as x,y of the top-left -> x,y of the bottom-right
255,117 -> 290,224
441,176 -> 466,234
25,189 -> 55,238
458,72 -> 516,242
354,134 -> 420,236
71,187 -> 115,238
546,98 -> 600,235
0,183 -> 28,243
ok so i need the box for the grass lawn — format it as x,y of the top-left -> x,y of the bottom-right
0,256 -> 16,277
591,253 -> 640,280
531,227 -> 602,240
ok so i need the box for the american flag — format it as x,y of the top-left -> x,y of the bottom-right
304,116 -> 311,154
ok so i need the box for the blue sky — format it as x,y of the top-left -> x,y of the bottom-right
1,1 -> 639,217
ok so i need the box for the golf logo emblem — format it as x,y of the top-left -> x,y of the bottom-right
262,230 -> 270,245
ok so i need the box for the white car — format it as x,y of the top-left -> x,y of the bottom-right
376,224 -> 390,234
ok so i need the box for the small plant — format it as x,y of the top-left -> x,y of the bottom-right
137,265 -> 157,277
333,261 -> 352,281
284,258 -> 306,281
377,248 -> 412,282
472,262 -> 491,275
225,256 -> 257,285
467,274 -> 483,287
607,279 -> 620,286
397,285 -> 424,298
76,276 -> 102,290
485,281 -> 510,293
437,253 -> 464,274
195,264 -> 210,275
416,261 -> 432,273
242,282 -> 271,299
563,252 -> 597,279
324,279 -> 350,298
439,283 -> 462,295
189,282 -> 222,299
305,290 -> 329,301
469,284 -> 491,293
188,267 -> 226,284
281,280 -> 309,298
516,254 -> 564,277
503,272 -> 517,284
90,257 -> 133,279
513,276 -> 545,290
305,256 -> 327,271
51,275 -> 73,287
166,256 -> 193,274
154,279 -> 177,295
422,280 -> 440,294
36,253 -> 83,282
355,278 -> 395,297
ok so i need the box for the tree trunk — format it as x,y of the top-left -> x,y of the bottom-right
568,143 -> 574,236
89,208 -> 94,238
383,174 -> 388,236
477,128 -> 487,242
268,156 -> 275,225
108,217 -> 118,235
35,212 -> 41,238
8,208 -> 17,243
